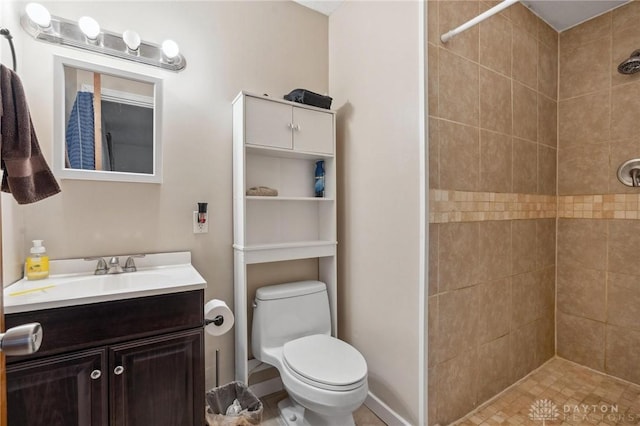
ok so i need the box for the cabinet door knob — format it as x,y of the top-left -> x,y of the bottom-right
293,124 -> 301,131
90,369 -> 102,380
114,366 -> 124,375
287,123 -> 294,129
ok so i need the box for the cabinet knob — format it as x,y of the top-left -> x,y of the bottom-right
293,124 -> 301,131
114,366 -> 124,375
287,123 -> 293,129
90,370 -> 102,380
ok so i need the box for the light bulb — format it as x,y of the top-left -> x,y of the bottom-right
78,16 -> 100,40
25,3 -> 51,28
123,30 -> 141,51
161,39 -> 179,60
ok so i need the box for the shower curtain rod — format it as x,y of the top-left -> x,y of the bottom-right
440,0 -> 520,43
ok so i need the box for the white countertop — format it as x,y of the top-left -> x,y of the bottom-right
4,251 -> 207,314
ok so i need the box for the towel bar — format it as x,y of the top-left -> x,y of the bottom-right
0,28 -> 17,72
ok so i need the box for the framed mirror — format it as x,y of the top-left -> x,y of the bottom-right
53,56 -> 163,183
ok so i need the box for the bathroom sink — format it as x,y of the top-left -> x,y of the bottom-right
4,251 -> 206,314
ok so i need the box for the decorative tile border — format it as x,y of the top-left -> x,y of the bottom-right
430,190 -> 640,223
429,190 -> 556,223
558,194 -> 640,219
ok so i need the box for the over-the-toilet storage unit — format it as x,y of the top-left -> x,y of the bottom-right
232,91 -> 337,384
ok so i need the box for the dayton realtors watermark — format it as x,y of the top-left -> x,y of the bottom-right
529,399 -> 639,423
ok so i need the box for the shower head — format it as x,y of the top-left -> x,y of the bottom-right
618,49 -> 640,75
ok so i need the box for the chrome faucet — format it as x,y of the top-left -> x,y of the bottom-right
85,257 -> 108,275
85,254 -> 145,275
108,257 -> 123,274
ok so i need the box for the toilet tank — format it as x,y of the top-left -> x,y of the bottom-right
251,280 -> 331,360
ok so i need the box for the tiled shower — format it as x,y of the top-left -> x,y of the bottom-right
428,1 -> 640,424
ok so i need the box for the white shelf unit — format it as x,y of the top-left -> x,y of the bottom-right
232,92 -> 338,384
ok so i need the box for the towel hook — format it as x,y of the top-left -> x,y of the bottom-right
0,28 -> 17,72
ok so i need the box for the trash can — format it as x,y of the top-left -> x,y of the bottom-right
205,381 -> 263,426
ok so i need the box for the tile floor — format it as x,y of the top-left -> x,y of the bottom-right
260,390 -> 387,425
453,357 -> 640,426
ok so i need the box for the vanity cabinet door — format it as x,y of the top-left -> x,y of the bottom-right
6,349 -> 107,426
109,329 -> 204,426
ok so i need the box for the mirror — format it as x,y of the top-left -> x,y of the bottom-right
53,56 -> 163,183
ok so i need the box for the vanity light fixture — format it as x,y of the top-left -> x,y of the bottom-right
161,39 -> 180,61
21,3 -> 186,71
122,30 -> 141,53
78,16 -> 100,41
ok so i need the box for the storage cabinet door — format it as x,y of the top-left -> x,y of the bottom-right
7,349 -> 107,426
245,96 -> 293,149
110,329 -> 204,426
292,107 -> 334,154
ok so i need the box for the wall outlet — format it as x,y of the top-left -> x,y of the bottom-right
193,211 -> 208,234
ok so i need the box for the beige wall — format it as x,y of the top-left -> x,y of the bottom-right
427,2 -> 557,424
330,1 -> 422,423
556,1 -> 640,385
2,0 -> 328,390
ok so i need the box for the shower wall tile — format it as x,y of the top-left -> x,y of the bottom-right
538,94 -> 557,148
558,90 -> 610,148
538,19 -> 558,49
557,312 -> 605,372
557,263 -> 606,321
512,138 -> 538,194
479,13 -> 512,77
478,278 -> 511,344
511,271 -> 539,327
428,223 -> 439,296
509,321 -> 538,381
428,44 -> 438,118
557,218 -> 607,271
607,272 -> 640,331
510,2 -> 537,38
511,219 -> 537,274
558,143 -> 609,195
612,0 -> 640,30
512,28 -> 538,90
478,220 -> 511,282
438,119 -> 479,191
438,1 -> 480,62
538,144 -> 556,195
535,316 -> 555,366
480,68 -> 512,134
427,1 -> 439,46
513,82 -> 537,142
608,219 -> 640,276
438,49 -> 479,127
438,221 -> 479,291
560,38 -> 611,99
611,82 -> 640,140
479,130 -> 512,193
538,41 -> 558,100
434,349 -> 478,426
605,325 -> 640,384
435,286 -> 480,364
428,118 -> 439,189
428,295 -> 438,368
536,218 -> 556,269
560,12 -> 611,52
477,336 -> 510,403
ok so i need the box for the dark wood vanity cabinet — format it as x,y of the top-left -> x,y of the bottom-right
5,290 -> 205,426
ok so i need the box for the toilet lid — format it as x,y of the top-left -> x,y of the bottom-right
283,335 -> 367,388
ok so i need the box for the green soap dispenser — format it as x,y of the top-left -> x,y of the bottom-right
25,240 -> 49,280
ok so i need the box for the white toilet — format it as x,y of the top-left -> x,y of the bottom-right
251,280 -> 368,426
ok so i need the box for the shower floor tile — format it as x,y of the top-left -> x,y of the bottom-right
452,357 -> 640,426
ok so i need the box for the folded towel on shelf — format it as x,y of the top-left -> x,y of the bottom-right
246,186 -> 278,196
0,64 -> 60,204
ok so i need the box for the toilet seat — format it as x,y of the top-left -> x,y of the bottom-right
282,334 -> 367,392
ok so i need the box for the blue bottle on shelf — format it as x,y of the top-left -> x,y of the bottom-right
314,160 -> 325,197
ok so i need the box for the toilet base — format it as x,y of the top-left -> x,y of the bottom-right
277,397 -> 356,426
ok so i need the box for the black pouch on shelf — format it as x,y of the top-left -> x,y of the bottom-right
284,88 -> 332,109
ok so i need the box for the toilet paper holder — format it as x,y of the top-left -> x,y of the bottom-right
205,315 -> 225,326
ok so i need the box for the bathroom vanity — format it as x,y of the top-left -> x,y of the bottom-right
3,252 -> 206,426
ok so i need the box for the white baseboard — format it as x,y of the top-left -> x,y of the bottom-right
365,392 -> 412,426
249,377 -> 284,398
